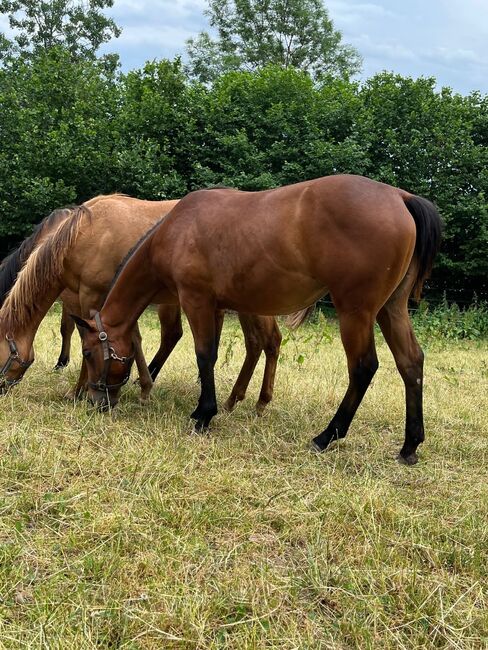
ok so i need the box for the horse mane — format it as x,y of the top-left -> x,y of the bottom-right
0,207 -> 73,306
0,205 -> 91,332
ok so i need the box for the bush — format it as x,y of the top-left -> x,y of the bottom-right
412,297 -> 488,340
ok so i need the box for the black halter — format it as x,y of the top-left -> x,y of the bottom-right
0,335 -> 33,388
87,312 -> 134,392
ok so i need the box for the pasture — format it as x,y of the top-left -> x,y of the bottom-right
0,305 -> 487,648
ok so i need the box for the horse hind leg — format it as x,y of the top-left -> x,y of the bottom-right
376,285 -> 425,466
256,316 -> 281,415
313,310 -> 378,453
224,314 -> 281,415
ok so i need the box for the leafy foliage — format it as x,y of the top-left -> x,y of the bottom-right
412,298 -> 488,340
0,50 -> 486,298
0,0 -> 120,61
0,47 -> 119,236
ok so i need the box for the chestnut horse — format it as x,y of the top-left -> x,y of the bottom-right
76,175 -> 442,465
0,195 -> 281,411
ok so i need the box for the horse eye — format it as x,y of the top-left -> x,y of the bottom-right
82,349 -> 91,359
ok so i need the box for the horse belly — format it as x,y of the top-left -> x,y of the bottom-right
215,270 -> 326,316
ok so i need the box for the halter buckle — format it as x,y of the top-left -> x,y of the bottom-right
99,331 -> 108,342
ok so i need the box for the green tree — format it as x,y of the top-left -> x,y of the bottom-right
190,66 -> 367,190
186,0 -> 361,83
357,73 -> 488,295
0,0 -> 120,61
0,47 -> 119,238
113,59 -> 199,199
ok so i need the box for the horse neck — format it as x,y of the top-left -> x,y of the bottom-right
101,237 -> 160,336
0,280 -> 63,355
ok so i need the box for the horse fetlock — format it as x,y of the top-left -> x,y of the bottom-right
53,357 -> 69,371
223,395 -> 240,412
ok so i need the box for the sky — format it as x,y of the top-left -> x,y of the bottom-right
2,0 -> 488,94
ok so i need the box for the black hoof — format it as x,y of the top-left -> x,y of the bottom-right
190,419 -> 209,434
310,439 -> 325,453
311,431 -> 341,453
53,360 -> 69,371
397,452 -> 419,466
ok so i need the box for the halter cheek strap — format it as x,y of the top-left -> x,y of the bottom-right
0,335 -> 33,388
88,312 -> 134,392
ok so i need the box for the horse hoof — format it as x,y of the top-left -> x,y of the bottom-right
397,452 -> 419,466
222,398 -> 236,413
255,400 -> 268,416
53,362 -> 68,371
310,439 -> 324,453
311,434 -> 334,452
190,421 -> 208,435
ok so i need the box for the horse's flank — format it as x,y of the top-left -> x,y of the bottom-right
0,205 -> 91,332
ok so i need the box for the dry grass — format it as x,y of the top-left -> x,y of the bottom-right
0,306 -> 487,649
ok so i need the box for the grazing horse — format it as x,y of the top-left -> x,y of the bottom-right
0,195 -> 281,410
75,175 -> 442,465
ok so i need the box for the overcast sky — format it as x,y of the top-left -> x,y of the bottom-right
3,0 -> 487,94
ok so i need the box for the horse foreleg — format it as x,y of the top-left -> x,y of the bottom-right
312,310 -> 378,453
54,304 -> 75,370
146,304 -> 183,382
133,323 -> 153,402
377,290 -> 425,466
64,356 -> 88,400
181,294 -> 218,431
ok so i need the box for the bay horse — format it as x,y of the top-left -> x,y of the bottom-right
0,195 -> 281,411
75,175 -> 442,465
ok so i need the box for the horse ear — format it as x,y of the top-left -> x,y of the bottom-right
71,315 -> 95,332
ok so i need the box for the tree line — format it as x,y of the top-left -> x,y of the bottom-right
0,2 -> 486,299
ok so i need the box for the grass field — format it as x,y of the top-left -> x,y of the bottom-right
0,306 -> 487,649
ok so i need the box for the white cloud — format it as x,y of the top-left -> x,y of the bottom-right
353,34 -> 417,63
328,1 -> 397,22
116,24 -> 195,49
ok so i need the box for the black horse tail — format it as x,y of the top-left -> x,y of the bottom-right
404,195 -> 443,302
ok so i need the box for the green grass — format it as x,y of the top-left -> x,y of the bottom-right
0,307 -> 487,649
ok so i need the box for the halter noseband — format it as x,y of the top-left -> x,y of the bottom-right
88,312 -> 134,393
0,335 -> 33,388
